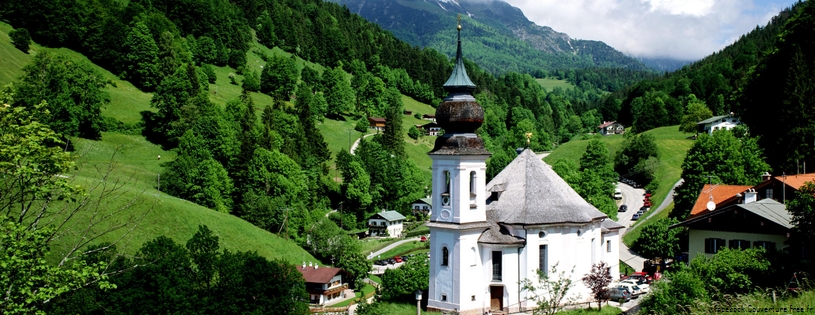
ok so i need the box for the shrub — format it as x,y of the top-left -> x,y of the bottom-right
9,28 -> 31,52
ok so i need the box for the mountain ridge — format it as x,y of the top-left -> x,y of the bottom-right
332,0 -> 655,74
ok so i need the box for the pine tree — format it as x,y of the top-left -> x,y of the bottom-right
381,87 -> 404,157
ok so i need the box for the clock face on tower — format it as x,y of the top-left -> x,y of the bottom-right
442,195 -> 450,206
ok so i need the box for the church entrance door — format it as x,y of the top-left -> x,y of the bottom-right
490,286 -> 503,311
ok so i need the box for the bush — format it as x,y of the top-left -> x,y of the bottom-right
9,28 -> 31,52
201,64 -> 217,84
355,119 -> 368,133
408,125 -> 421,140
242,70 -> 260,92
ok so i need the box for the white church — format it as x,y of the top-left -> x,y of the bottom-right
426,21 -> 623,315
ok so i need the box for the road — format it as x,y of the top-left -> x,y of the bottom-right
368,237 -> 421,260
350,133 -> 375,154
616,179 -> 684,271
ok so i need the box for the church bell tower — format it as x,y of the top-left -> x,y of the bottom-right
426,15 -> 491,314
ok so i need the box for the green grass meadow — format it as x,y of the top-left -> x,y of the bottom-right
536,77 -> 576,91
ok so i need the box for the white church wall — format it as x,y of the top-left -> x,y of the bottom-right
429,157 -> 487,225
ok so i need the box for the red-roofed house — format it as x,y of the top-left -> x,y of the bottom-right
597,121 -> 624,135
672,173 -> 815,261
296,263 -> 349,305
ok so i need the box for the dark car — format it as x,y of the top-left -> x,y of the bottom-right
640,206 -> 649,212
387,258 -> 396,264
632,213 -> 640,220
606,286 -> 632,302
618,204 -> 628,212
374,260 -> 387,266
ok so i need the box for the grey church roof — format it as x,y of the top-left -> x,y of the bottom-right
601,219 -> 625,233
486,149 -> 608,225
478,211 -> 526,245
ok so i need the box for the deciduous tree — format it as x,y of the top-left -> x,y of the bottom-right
582,262 -> 612,310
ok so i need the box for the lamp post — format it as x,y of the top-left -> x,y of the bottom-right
415,290 -> 423,315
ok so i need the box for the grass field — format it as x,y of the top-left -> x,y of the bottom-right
0,24 -> 319,264
536,77 -> 576,91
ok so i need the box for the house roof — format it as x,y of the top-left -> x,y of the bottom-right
423,114 -> 436,118
689,184 -> 753,217
368,117 -> 386,123
675,198 -> 791,229
696,114 -> 735,125
597,121 -> 617,129
413,198 -> 432,205
369,210 -> 406,222
775,173 -> 815,190
423,122 -> 440,128
296,265 -> 342,284
485,148 -> 608,225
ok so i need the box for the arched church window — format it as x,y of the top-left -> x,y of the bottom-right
441,171 -> 451,206
442,246 -> 449,266
469,171 -> 477,200
471,247 -> 477,266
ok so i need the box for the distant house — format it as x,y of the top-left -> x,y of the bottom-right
422,122 -> 442,136
597,121 -> 624,135
697,114 -> 741,135
296,263 -> 350,305
411,197 -> 432,215
404,110 -> 413,115
368,210 -> 406,237
422,113 -> 436,121
368,117 -> 386,131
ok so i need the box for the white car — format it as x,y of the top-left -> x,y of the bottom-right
620,279 -> 650,294
613,188 -> 623,200
615,281 -> 644,298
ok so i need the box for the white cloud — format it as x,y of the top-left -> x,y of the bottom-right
500,0 -> 796,60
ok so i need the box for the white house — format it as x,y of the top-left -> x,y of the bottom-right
367,210 -> 406,237
597,121 -> 625,135
696,114 -> 741,135
425,22 -> 622,315
412,197 -> 432,215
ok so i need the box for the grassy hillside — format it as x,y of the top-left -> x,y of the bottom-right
544,126 -> 694,245
536,77 -> 576,91
1,22 -> 317,264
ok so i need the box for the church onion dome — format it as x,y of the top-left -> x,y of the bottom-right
430,16 -> 489,156
486,149 -> 608,225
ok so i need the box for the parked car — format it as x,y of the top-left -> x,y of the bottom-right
374,260 -> 387,266
615,282 -> 644,298
394,256 -> 403,263
644,200 -> 652,207
632,213 -> 640,220
387,258 -> 396,264
640,206 -> 649,212
606,286 -> 632,302
613,189 -> 623,200
420,235 -> 427,242
628,272 -> 654,284
618,204 -> 628,212
620,279 -> 650,294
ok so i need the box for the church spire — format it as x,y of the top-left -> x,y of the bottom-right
443,14 -> 476,93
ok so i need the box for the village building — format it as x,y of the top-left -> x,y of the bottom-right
423,122 -> 442,136
296,263 -> 350,305
423,113 -> 436,121
426,20 -> 622,315
367,117 -> 386,131
597,121 -> 625,135
411,197 -> 432,216
670,172 -> 815,261
367,210 -> 406,237
696,114 -> 741,135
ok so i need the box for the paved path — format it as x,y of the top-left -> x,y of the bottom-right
368,237 -> 421,260
350,133 -> 375,155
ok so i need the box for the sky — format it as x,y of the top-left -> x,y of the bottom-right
500,0 -> 799,61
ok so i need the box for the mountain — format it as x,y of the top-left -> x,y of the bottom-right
330,0 -> 652,74
637,57 -> 693,72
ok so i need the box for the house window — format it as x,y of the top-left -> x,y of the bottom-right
492,251 -> 502,281
471,247 -> 478,266
441,294 -> 447,302
766,188 -> 774,199
441,247 -> 449,266
705,238 -> 726,254
729,239 -> 750,250
607,240 -> 612,252
539,245 -> 547,275
753,241 -> 776,251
